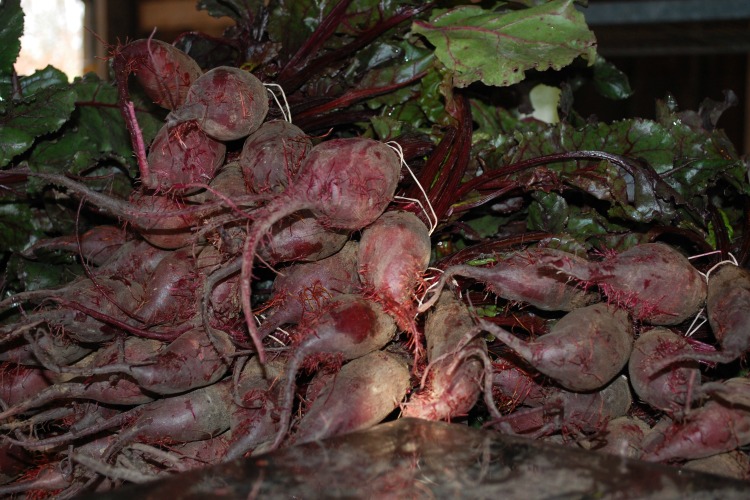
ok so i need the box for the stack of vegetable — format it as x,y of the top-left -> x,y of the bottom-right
1,0 -> 750,496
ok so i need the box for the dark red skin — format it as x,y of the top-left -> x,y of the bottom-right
0,440 -> 32,487
168,66 -> 269,141
129,190 -> 201,249
224,355 -> 286,459
131,247 -> 202,329
492,357 -> 549,410
421,247 -> 598,314
233,138 -> 400,363
6,380 -> 233,452
292,350 -> 410,445
258,241 -> 361,340
0,239 -> 164,317
358,210 -> 431,333
0,333 -> 93,367
402,291 -> 485,421
587,416 -> 649,459
491,376 -> 632,438
0,364 -> 52,407
539,243 -> 706,325
706,264 -> 750,358
239,120 -> 312,193
36,277 -> 145,344
22,225 -> 128,266
119,38 -> 202,110
226,404 -> 277,460
628,327 -> 701,418
169,432 -> 233,470
104,380 -> 234,459
145,120 -> 226,193
479,303 -> 633,392
641,400 -> 750,462
50,327 -> 232,397
204,161 -> 250,200
95,239 -> 171,285
0,376 -> 153,420
124,327 -> 233,395
0,337 -> 162,420
648,264 -> 750,372
0,276 -> 145,347
270,294 -> 397,450
258,212 -> 350,265
0,433 -> 120,497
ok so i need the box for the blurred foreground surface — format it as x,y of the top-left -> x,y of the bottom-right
89,418 -> 749,499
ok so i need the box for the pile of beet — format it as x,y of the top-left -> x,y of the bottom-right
2,31 -> 750,499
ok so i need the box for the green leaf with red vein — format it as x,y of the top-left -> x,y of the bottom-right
0,86 -> 76,167
411,0 -> 596,88
27,74 -> 161,179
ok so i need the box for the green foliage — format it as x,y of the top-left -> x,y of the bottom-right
411,0 -> 596,88
26,74 -> 161,178
592,56 -> 633,100
0,86 -> 76,167
0,0 -> 23,74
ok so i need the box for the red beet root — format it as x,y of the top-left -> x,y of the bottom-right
628,327 -> 701,418
358,210 -> 431,334
479,303 -> 633,392
539,243 -> 706,325
419,247 -> 598,314
239,119 -> 312,193
270,294 -> 397,450
232,137 -> 400,362
402,291 -> 487,421
118,38 -> 202,110
292,350 -> 410,445
168,66 -> 269,141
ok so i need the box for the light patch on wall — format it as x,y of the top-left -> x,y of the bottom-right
15,0 -> 85,79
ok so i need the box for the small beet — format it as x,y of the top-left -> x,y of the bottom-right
168,66 -> 269,141
479,302 -> 633,392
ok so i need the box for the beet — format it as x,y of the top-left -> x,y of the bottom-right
539,243 -> 706,325
144,120 -> 226,193
270,293 -> 397,449
628,327 -> 701,418
358,210 -> 431,333
258,241 -> 360,340
402,290 -> 487,421
479,303 -> 633,392
239,119 -> 312,193
419,247 -> 598,314
641,400 -> 750,462
292,350 -> 410,445
118,38 -> 202,110
168,66 -> 269,141
231,137 -> 400,362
